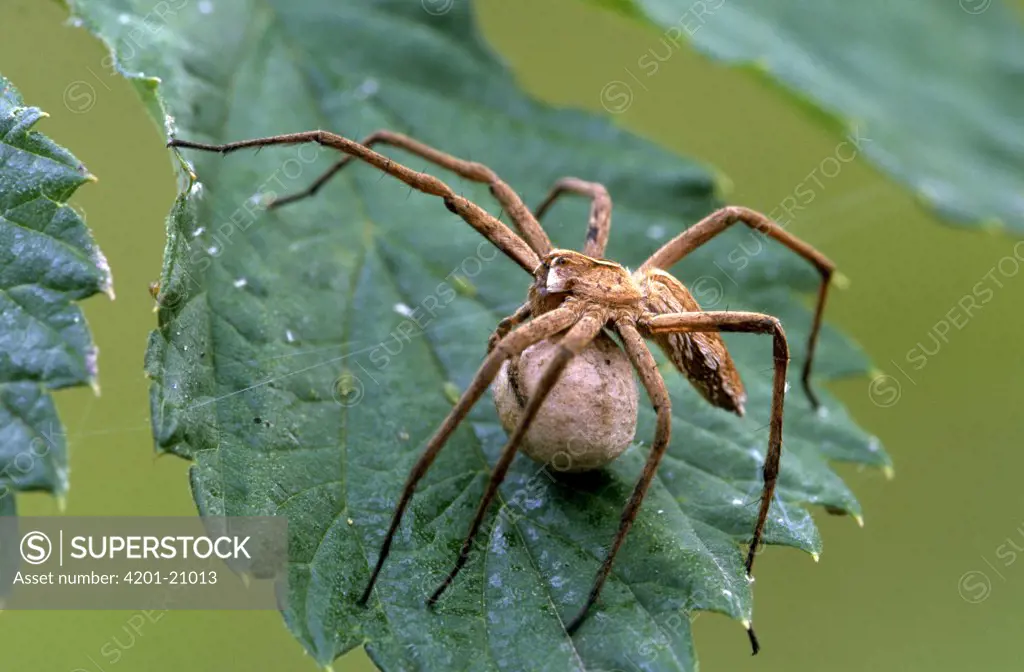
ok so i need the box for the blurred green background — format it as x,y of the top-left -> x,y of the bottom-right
3,0 -> 1023,669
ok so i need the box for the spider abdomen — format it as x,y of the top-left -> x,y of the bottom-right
640,269 -> 747,415
492,331 -> 638,472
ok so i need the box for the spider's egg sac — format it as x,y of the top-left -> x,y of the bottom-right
492,332 -> 639,472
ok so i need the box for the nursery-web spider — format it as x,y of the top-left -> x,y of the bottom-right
169,130 -> 836,655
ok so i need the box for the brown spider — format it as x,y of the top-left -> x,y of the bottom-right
169,130 -> 836,654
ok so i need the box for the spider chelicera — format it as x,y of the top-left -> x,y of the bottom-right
169,130 -> 836,654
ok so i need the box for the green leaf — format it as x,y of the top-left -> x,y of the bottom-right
68,1 -> 889,669
0,74 -> 111,510
595,0 -> 1024,233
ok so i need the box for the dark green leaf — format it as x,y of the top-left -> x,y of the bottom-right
596,0 -> 1024,232
0,73 -> 111,508
68,2 -> 889,669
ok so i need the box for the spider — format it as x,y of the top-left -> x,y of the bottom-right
169,130 -> 836,654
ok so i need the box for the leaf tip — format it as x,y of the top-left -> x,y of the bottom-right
712,168 -> 734,198
810,551 -> 820,563
853,514 -> 865,528
832,270 -> 851,290
883,465 -> 896,481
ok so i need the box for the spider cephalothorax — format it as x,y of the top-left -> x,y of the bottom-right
534,249 -> 640,304
169,130 -> 837,654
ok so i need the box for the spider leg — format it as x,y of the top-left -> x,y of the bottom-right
642,311 -> 788,574
427,308 -> 607,605
565,319 -> 670,634
167,132 -> 541,274
642,310 -> 787,656
640,206 -> 832,409
267,154 -> 354,209
533,177 -> 612,258
358,304 -> 582,604
488,302 -> 532,353
489,303 -> 534,406
264,129 -> 552,256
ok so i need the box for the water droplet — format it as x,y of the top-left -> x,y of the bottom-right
722,589 -> 733,597
731,498 -> 743,506
489,531 -> 508,555
198,0 -> 214,14
117,13 -> 130,24
816,405 -> 830,419
69,17 -> 83,27
192,226 -> 205,238
233,278 -> 248,288
646,224 -> 666,240
285,329 -> 296,343
207,245 -> 219,255
393,302 -> 414,318
867,437 -> 880,452
917,177 -> 949,201
657,509 -> 664,514
354,77 -> 379,100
